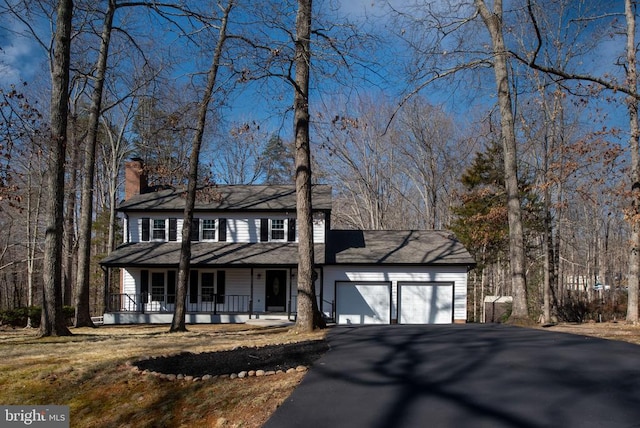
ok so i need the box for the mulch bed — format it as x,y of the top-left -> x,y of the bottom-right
134,340 -> 329,377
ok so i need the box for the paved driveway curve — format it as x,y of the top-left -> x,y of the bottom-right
264,324 -> 640,428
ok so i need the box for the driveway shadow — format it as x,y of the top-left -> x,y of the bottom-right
265,324 -> 640,428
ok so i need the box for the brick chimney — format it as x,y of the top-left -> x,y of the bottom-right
125,158 -> 148,200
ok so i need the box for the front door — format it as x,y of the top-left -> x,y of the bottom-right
265,270 -> 287,312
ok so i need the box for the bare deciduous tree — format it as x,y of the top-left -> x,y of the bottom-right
475,0 -> 529,322
74,0 -> 117,328
170,0 -> 234,333
293,0 -> 325,331
41,0 -> 73,337
624,0 -> 639,323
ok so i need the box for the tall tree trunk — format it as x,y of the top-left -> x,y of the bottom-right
25,160 -> 43,329
75,0 -> 116,328
64,121 -> 78,308
626,0 -> 639,323
41,0 -> 73,337
294,0 -> 325,332
475,0 -> 529,322
170,0 -> 233,333
542,186 -> 552,324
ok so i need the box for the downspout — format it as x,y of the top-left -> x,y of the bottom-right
125,213 -> 130,243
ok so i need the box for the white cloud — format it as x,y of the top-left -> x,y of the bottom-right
0,22 -> 43,85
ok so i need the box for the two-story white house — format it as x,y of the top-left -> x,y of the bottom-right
100,159 -> 475,325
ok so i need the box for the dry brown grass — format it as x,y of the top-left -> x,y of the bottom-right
0,324 -> 325,428
4,322 -> 637,427
539,321 -> 640,345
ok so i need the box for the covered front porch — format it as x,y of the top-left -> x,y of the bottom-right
103,267 -> 306,324
99,241 -> 334,324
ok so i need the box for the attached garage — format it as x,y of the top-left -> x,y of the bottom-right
323,230 -> 476,325
398,282 -> 453,324
336,281 -> 391,325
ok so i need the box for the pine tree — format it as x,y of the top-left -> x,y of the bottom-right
451,140 -> 543,268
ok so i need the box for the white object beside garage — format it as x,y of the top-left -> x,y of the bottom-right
336,281 -> 391,325
398,282 -> 453,324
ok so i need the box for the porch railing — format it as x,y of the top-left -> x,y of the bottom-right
108,293 -> 251,314
323,299 -> 335,322
285,296 -> 335,322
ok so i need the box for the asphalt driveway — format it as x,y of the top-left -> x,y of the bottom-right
264,324 -> 640,428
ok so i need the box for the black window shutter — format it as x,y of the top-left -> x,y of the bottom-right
141,270 -> 149,303
189,270 -> 199,304
260,218 -> 269,242
218,218 -> 227,242
169,218 -> 177,241
141,218 -> 150,241
288,218 -> 296,242
216,271 -> 226,304
190,218 -> 200,241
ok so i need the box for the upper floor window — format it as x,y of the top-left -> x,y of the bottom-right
141,218 -> 167,242
260,218 -> 296,242
152,219 -> 166,240
202,219 -> 216,240
270,219 -> 285,241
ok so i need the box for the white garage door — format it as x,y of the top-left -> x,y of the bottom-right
398,282 -> 453,324
336,282 -> 391,325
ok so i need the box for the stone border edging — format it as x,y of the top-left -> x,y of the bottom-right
126,360 -> 308,382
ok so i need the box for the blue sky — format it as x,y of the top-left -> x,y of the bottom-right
0,0 -> 633,144
0,20 -> 42,84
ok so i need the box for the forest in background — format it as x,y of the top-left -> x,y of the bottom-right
0,0 -> 635,325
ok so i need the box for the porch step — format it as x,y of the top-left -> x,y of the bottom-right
246,318 -> 294,327
91,316 -> 104,326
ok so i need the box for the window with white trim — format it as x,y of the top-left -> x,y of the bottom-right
202,219 -> 216,240
152,219 -> 166,240
270,219 -> 285,241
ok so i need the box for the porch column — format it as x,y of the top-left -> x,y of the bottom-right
250,267 -> 254,319
102,266 -> 109,313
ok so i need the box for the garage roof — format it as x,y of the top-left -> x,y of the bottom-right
326,230 -> 476,266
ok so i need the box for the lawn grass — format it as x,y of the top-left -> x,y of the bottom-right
0,324 -> 325,427
4,321 -> 637,427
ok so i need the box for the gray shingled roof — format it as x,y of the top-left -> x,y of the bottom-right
326,230 -> 476,265
118,184 -> 333,212
100,242 -> 327,267
101,230 -> 475,267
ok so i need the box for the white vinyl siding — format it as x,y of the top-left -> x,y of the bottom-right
122,269 -> 136,295
312,212 -> 326,243
127,212 -> 327,244
323,266 -> 468,323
